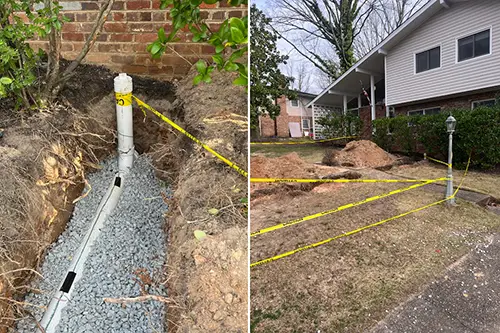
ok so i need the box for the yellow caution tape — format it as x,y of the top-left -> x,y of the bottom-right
250,196 -> 451,268
250,180 -> 437,237
251,155 -> 472,268
452,154 -> 471,197
115,92 -> 132,106
250,177 -> 448,183
250,136 -> 356,145
424,153 -> 451,168
132,96 -> 248,178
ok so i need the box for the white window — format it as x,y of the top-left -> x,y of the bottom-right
458,29 -> 491,62
347,108 -> 359,117
302,119 -> 310,129
472,99 -> 496,109
416,46 -> 441,73
290,99 -> 299,107
408,107 -> 441,126
408,107 -> 441,116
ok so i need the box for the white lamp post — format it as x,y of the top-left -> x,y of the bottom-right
445,115 -> 456,204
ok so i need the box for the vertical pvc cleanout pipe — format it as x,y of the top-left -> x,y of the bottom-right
37,74 -> 135,332
114,73 -> 134,176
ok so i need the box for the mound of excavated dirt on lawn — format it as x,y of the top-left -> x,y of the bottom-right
251,153 -> 312,178
322,140 -> 396,168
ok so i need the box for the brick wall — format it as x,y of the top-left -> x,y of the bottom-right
359,105 -> 386,139
394,88 -> 499,115
28,0 -> 246,79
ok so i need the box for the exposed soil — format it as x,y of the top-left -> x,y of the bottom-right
322,140 -> 397,168
0,61 -> 247,333
250,150 -> 500,333
163,68 -> 248,333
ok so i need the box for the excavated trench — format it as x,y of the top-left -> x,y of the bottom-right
1,64 -> 248,333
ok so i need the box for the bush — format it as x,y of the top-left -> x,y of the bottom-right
317,113 -> 363,138
373,106 -> 500,169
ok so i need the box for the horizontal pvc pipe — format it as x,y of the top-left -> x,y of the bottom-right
38,174 -> 124,333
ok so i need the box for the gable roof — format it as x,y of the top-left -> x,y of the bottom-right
307,0 -> 468,107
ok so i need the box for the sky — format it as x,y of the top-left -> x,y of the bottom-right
251,0 -> 326,94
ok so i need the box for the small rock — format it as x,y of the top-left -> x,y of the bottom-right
224,293 -> 233,304
213,310 -> 225,321
209,302 -> 219,313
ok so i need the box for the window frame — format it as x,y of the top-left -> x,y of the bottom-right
407,107 -> 442,116
456,27 -> 492,64
301,118 -> 310,130
290,99 -> 299,107
471,98 -> 496,110
414,45 -> 442,74
407,107 -> 441,126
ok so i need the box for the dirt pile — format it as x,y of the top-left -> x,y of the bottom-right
322,140 -> 396,168
251,152 -> 313,178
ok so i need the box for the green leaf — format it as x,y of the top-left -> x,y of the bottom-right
212,54 -> 224,67
158,28 -> 167,43
195,59 -> 207,74
193,74 -> 203,85
233,75 -> 247,86
230,26 -> 245,44
0,77 -> 13,85
224,62 -> 239,72
194,230 -> 207,240
208,208 -> 219,215
215,44 -> 225,53
202,74 -> 212,83
150,41 -> 162,55
229,17 -> 246,33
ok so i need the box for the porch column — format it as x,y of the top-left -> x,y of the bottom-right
343,95 -> 348,115
312,103 -> 316,140
358,94 -> 362,109
370,74 -> 375,121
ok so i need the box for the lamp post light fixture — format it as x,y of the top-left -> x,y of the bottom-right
445,115 -> 456,205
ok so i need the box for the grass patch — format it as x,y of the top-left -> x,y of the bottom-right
250,144 -> 335,164
389,163 -> 500,198
251,309 -> 283,332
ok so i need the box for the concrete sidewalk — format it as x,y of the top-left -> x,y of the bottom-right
371,235 -> 500,333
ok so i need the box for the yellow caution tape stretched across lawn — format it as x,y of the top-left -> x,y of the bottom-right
250,155 -> 472,268
250,180 -> 437,237
132,96 -> 248,178
424,153 -> 451,168
250,136 -> 356,145
250,196 -> 451,268
250,177 -> 448,183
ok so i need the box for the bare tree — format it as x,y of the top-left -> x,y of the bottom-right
355,0 -> 427,56
271,0 -> 377,77
285,60 -> 313,92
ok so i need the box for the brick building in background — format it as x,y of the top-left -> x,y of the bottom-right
259,91 -> 316,138
28,0 -> 246,79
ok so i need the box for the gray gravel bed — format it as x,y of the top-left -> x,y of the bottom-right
17,156 -> 169,333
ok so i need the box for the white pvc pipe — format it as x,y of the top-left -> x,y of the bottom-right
37,74 -> 135,332
38,175 -> 123,332
114,73 -> 134,176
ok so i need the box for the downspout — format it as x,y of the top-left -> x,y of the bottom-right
38,74 -> 134,333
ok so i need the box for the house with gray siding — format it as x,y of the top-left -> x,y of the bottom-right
308,0 -> 500,139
